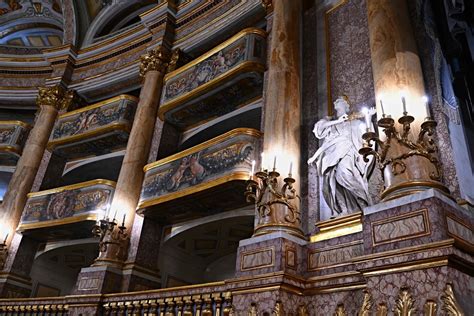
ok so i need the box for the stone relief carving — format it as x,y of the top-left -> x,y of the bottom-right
308,96 -> 375,216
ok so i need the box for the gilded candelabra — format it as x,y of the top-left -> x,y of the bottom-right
245,167 -> 303,237
359,110 -> 448,200
92,216 -> 129,266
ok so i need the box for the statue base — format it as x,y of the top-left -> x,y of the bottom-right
310,211 -> 363,242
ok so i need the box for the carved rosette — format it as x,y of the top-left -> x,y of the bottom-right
139,46 -> 169,78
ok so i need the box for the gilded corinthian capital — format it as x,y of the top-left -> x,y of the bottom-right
37,85 -> 66,109
36,86 -> 81,111
139,46 -> 168,77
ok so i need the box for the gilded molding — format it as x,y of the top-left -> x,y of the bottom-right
167,48 -> 181,73
394,288 -> 416,316
334,304 -> 347,316
441,283 -> 465,316
139,46 -> 168,78
424,300 -> 437,316
358,290 -> 373,316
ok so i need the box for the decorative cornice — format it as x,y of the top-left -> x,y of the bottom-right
139,46 -> 169,78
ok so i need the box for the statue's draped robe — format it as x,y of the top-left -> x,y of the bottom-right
314,117 -> 372,215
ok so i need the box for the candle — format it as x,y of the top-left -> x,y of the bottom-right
288,162 -> 293,177
401,93 -> 407,114
260,152 -> 265,171
251,160 -> 255,175
422,96 -> 430,117
380,99 -> 385,116
273,156 -> 277,171
362,107 -> 371,131
3,233 -> 8,244
122,214 -> 126,227
112,210 -> 117,221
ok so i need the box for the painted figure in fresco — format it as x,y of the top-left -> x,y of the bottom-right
307,96 -> 376,216
189,153 -> 205,183
46,190 -> 76,220
168,157 -> 190,190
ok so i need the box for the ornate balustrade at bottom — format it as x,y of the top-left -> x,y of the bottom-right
158,27 -> 267,130
137,128 -> 262,222
47,94 -> 138,160
18,179 -> 116,240
0,120 -> 31,166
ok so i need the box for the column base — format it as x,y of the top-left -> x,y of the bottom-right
73,265 -> 122,295
381,180 -> 451,201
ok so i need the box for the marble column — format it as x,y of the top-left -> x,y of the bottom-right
0,86 -> 68,297
366,0 -> 449,200
254,0 -> 304,238
73,47 -> 168,294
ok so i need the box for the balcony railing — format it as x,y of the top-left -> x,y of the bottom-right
138,128 -> 262,222
48,95 -> 137,159
0,120 -> 30,166
158,28 -> 266,130
0,282 -> 232,315
18,179 -> 115,238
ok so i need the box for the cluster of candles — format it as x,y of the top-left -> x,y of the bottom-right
99,209 -> 126,228
361,93 -> 431,131
248,153 -> 293,179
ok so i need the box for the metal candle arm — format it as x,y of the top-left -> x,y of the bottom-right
92,217 -> 129,261
245,169 -> 300,224
359,113 -> 442,181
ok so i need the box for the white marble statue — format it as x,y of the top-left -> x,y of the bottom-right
307,96 -> 376,216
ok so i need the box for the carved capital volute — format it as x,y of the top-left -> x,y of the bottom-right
36,85 -> 66,110
139,46 -> 169,78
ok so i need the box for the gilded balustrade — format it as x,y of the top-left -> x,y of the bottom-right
0,120 -> 31,166
158,28 -> 267,130
138,128 -> 262,222
18,179 -> 116,239
47,95 -> 138,160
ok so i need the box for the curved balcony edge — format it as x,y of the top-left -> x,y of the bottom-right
0,120 -> 31,165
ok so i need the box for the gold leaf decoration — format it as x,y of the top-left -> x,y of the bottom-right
423,300 -> 437,316
376,303 -> 388,316
394,288 -> 416,316
248,303 -> 258,316
297,305 -> 309,316
441,283 -> 465,316
358,290 -> 373,316
272,301 -> 284,316
333,304 -> 346,316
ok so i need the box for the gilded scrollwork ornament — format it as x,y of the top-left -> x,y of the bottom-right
441,283 -> 465,316
333,303 -> 347,316
358,290 -> 373,316
394,288 -> 416,316
376,303 -> 388,316
297,305 -> 309,316
139,46 -> 169,78
272,301 -> 284,316
167,48 -> 181,73
248,303 -> 258,316
423,300 -> 437,316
